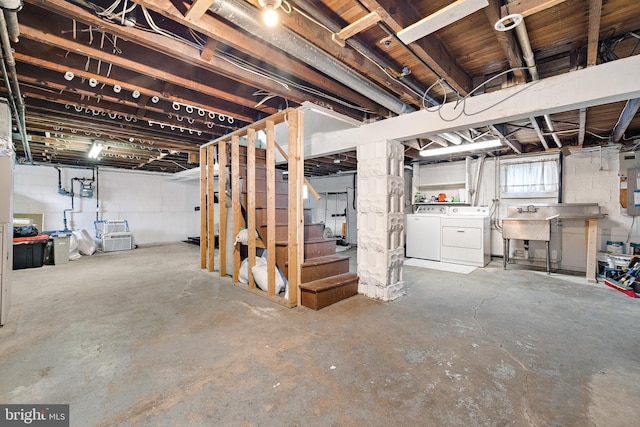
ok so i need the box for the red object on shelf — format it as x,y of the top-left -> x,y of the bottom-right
603,279 -> 638,298
13,234 -> 50,243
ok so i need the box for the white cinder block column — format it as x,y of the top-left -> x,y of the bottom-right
357,139 -> 405,301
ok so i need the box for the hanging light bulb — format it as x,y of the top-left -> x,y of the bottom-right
64,71 -> 74,81
259,0 -> 282,27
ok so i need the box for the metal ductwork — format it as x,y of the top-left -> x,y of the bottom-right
208,0 -> 412,115
512,18 -> 563,148
0,0 -> 20,43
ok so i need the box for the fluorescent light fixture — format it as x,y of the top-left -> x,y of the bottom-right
419,139 -> 502,157
88,142 -> 104,159
397,0 -> 489,44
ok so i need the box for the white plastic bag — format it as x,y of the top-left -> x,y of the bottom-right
68,234 -> 82,261
234,229 -> 259,245
73,229 -> 97,255
251,257 -> 287,294
239,258 -> 249,284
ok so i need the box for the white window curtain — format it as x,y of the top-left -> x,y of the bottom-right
500,158 -> 559,195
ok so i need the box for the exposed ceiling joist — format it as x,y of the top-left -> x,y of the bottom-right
500,0 -> 568,18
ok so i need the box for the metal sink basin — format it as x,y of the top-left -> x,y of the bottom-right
502,203 -> 605,275
502,218 -> 551,241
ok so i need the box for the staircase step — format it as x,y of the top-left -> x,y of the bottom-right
238,166 -> 284,181
242,192 -> 288,208
255,208 -> 289,225
301,254 -> 350,282
300,272 -> 359,310
258,223 -> 325,242
241,178 -> 288,194
304,238 -> 339,259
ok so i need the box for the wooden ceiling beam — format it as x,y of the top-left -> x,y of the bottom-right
486,0 -> 527,83
21,0 -> 314,114
587,0 -> 603,67
134,0 -> 386,116
501,0 -> 568,19
610,98 -> 640,144
200,37 -> 218,62
18,23 -> 274,119
358,0 -> 473,96
332,11 -> 384,47
490,124 -> 523,154
13,50 -> 255,123
184,0 -> 216,21
528,116 -> 551,150
578,108 -> 586,146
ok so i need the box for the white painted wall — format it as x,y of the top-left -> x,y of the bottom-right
414,146 -> 634,272
13,164 -> 200,245
304,174 -> 357,244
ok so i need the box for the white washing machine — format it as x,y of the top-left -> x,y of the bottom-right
441,206 -> 491,267
406,205 -> 448,261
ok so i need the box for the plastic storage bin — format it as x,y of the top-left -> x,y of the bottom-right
13,235 -> 49,270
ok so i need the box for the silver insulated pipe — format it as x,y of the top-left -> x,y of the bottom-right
208,0 -> 412,115
513,19 -> 563,148
0,0 -> 20,42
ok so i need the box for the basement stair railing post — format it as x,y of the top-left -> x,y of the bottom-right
199,108 -> 305,308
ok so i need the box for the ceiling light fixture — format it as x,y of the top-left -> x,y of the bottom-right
88,142 -> 104,159
397,0 -> 489,44
258,0 -> 282,27
419,139 -> 502,157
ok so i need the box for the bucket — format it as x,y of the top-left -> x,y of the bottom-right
631,242 -> 640,255
606,241 -> 625,254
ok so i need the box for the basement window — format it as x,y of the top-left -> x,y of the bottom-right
500,157 -> 559,198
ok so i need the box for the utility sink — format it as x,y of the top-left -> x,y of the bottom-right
502,203 -> 605,275
501,218 -> 551,241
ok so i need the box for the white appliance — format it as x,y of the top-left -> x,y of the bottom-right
441,206 -> 491,267
406,205 -> 448,261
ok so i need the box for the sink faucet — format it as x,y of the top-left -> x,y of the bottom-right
517,205 -> 538,214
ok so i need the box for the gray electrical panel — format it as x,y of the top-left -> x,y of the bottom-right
627,167 -> 640,216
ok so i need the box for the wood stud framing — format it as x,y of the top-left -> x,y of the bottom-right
199,108 -> 304,308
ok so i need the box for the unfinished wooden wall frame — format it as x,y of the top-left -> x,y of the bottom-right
199,108 -> 304,308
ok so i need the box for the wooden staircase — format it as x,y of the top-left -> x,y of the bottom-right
239,146 -> 358,310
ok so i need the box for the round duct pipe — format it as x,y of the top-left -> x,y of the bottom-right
208,0 -> 412,115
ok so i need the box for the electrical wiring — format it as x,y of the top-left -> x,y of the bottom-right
419,66 -> 535,122
217,50 -> 375,113
140,6 -> 203,50
290,3 -> 427,102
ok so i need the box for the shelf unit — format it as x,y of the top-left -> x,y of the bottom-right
413,181 -> 467,205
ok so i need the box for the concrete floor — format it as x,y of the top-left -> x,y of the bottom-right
1,242 -> 639,426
